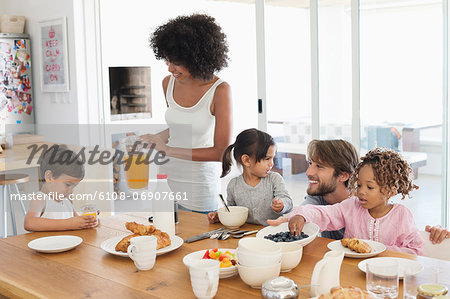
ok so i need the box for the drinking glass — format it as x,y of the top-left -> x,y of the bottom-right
366,259 -> 399,298
80,204 -> 98,225
120,135 -> 149,191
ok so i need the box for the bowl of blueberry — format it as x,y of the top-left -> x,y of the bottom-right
256,222 -> 319,247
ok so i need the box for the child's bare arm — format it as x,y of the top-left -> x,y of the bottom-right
24,213 -> 97,231
24,200 -> 97,231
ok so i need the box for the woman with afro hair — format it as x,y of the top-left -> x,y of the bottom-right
141,14 -> 232,213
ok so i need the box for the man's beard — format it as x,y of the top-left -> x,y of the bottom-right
307,177 -> 338,196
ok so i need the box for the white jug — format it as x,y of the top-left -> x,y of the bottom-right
310,250 -> 344,297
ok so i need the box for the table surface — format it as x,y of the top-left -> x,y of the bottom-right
0,142 -> 52,172
1,211 -> 449,299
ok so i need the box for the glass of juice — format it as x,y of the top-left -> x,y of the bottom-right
120,135 -> 150,191
81,204 -> 98,224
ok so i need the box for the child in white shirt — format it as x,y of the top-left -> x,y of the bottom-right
24,146 -> 98,231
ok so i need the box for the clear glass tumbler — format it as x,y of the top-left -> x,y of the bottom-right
366,259 -> 399,299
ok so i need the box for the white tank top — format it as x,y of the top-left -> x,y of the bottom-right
165,75 -> 223,148
161,75 -> 223,211
39,192 -> 75,219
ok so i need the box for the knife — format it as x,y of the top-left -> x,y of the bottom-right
184,228 -> 225,243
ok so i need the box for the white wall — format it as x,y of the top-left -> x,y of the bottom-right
98,0 -> 259,134
1,0 -> 82,131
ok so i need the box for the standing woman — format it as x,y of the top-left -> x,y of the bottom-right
143,14 -> 232,213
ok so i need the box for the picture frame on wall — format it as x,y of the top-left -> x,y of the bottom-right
39,17 -> 70,92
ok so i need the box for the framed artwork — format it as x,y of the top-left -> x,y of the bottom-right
39,17 -> 70,92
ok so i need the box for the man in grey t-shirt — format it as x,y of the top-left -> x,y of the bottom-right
268,139 -> 359,240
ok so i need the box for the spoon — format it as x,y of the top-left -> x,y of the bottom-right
219,194 -> 230,212
232,230 -> 259,239
219,232 -> 230,240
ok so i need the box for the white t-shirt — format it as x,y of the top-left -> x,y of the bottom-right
37,192 -> 75,219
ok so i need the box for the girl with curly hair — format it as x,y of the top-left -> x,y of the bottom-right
140,14 -> 231,213
287,148 -> 424,255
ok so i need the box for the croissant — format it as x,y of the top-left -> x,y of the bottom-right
115,222 -> 172,252
115,233 -> 140,252
341,238 -> 372,254
319,286 -> 377,299
125,221 -> 156,235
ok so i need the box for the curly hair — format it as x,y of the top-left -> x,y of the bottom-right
149,14 -> 229,81
348,148 -> 418,200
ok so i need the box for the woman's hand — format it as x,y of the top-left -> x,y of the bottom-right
289,215 -> 306,236
271,198 -> 284,213
425,225 -> 450,244
139,134 -> 169,153
66,216 -> 98,230
207,212 -> 219,224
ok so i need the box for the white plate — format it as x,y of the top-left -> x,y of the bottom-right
28,235 -> 83,253
358,257 -> 424,279
101,235 -> 183,257
327,239 -> 386,258
256,222 -> 320,247
183,248 -> 238,279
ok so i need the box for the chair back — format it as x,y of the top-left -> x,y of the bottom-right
419,230 -> 450,261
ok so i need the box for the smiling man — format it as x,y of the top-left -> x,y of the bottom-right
268,139 -> 359,240
298,139 -> 359,239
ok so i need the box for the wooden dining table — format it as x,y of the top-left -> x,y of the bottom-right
0,211 -> 449,298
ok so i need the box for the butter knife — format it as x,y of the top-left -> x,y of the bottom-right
184,228 -> 225,243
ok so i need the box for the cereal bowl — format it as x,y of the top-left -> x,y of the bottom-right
236,248 -> 281,267
237,261 -> 281,289
238,237 -> 281,256
279,242 -> 303,272
218,206 -> 248,229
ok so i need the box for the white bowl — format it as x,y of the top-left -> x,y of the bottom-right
238,237 -> 281,256
238,261 -> 281,289
256,222 -> 320,247
236,248 -> 281,267
218,206 -> 248,229
279,242 -> 303,272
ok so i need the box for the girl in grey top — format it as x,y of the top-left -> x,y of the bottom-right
208,129 -> 293,225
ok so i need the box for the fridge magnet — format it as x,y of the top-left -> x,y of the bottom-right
39,17 -> 69,92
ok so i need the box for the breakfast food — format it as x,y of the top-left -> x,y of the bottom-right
319,286 -> 377,299
341,238 -> 372,253
114,222 -> 171,252
202,248 -> 237,268
264,231 -> 309,242
115,233 -> 140,252
126,221 -> 156,235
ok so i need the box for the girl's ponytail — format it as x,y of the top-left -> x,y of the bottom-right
221,143 -> 235,178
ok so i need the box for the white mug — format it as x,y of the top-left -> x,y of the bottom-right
127,235 -> 157,271
189,259 -> 220,299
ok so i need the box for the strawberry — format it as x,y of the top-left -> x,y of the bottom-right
202,250 -> 210,259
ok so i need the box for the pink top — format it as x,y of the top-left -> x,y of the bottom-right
289,197 -> 424,255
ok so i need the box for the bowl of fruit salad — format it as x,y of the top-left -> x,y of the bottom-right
183,248 -> 238,279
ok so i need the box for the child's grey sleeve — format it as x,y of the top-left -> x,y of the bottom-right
226,179 -> 237,206
271,172 -> 293,214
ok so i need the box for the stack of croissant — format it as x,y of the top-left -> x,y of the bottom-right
115,222 -> 171,252
341,238 -> 372,254
319,287 -> 377,299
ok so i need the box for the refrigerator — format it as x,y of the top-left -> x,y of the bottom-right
0,33 -> 34,134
